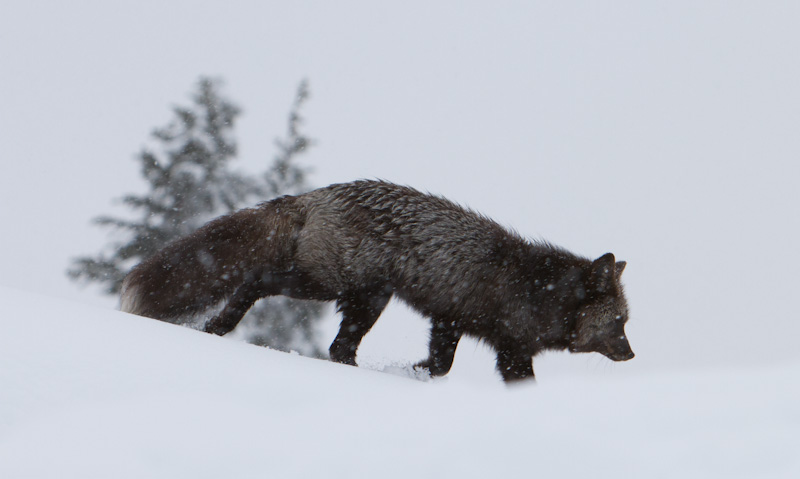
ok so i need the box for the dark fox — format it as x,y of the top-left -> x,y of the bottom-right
121,180 -> 634,382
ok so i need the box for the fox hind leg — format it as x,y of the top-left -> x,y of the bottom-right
203,272 -> 277,336
329,288 -> 392,366
204,270 -> 331,336
416,317 -> 462,377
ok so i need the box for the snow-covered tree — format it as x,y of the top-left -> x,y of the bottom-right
232,79 -> 326,357
68,77 -> 325,356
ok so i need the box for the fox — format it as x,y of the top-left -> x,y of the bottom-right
120,180 -> 634,382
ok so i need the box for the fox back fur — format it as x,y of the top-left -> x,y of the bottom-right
121,180 -> 634,381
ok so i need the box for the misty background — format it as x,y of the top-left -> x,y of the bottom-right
2,0 -> 798,380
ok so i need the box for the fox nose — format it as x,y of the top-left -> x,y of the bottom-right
609,349 -> 635,361
622,351 -> 635,361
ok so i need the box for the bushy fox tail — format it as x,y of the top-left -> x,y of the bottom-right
120,197 -> 301,322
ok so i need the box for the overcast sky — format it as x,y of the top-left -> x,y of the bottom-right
2,1 -> 798,376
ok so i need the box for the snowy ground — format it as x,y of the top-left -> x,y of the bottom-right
1,286 -> 797,479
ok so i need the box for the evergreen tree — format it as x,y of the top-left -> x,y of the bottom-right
69,78 -> 324,356
231,79 -> 326,357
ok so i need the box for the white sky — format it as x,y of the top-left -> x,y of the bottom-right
2,1 -> 798,375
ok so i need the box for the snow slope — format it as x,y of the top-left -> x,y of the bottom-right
1,286 -> 797,478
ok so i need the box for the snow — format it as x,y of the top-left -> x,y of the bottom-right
1,286 -> 797,478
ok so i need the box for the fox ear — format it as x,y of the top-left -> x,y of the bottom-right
589,253 -> 616,293
615,261 -> 627,276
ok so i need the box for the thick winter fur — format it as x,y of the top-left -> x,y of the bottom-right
121,180 -> 634,381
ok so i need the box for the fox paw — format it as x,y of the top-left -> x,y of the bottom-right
204,317 -> 234,336
414,359 -> 450,377
329,352 -> 357,366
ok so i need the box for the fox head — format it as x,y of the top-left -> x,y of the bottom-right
568,253 -> 634,362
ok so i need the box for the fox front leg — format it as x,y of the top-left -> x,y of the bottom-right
416,318 -> 462,377
495,344 -> 535,382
